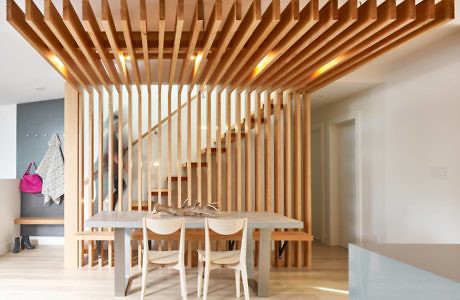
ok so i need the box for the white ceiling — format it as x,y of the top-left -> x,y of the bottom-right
0,0 -> 459,106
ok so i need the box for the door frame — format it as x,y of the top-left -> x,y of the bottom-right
311,123 -> 327,242
326,112 -> 362,246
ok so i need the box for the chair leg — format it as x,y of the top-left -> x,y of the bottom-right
203,263 -> 211,300
241,267 -> 250,300
179,266 -> 187,300
197,260 -> 204,297
235,269 -> 241,298
140,259 -> 148,300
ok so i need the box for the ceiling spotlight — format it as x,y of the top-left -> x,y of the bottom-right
254,52 -> 275,76
50,54 -> 65,71
312,56 -> 345,78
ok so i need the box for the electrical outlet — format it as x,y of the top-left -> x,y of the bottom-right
430,166 -> 450,179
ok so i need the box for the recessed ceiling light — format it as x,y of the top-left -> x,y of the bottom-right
35,87 -> 46,91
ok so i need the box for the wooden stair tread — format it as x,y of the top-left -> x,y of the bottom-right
181,161 -> 208,168
14,217 -> 64,225
151,189 -> 169,196
171,176 -> 188,181
200,147 -> 226,155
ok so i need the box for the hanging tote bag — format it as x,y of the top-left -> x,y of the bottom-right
19,162 -> 43,194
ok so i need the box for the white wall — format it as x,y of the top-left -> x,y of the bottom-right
0,179 -> 20,255
312,31 -> 460,244
0,105 -> 17,179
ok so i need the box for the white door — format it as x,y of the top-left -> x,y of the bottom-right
311,129 -> 324,241
336,121 -> 357,248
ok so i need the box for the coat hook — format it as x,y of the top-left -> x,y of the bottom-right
26,133 -> 30,137
35,133 -> 39,137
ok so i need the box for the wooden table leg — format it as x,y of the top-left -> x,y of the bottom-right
258,228 -> 271,297
114,228 -> 130,296
246,228 -> 255,280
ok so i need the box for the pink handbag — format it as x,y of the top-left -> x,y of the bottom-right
19,162 -> 42,194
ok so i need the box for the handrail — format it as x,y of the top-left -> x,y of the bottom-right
132,93 -> 198,146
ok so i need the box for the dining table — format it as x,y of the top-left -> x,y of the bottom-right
86,211 -> 303,297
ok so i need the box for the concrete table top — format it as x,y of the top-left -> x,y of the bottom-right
86,211 -> 303,229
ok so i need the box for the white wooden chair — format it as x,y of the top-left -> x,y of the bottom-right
141,217 -> 187,300
197,218 -> 249,300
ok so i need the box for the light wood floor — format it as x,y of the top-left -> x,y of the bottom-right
0,242 -> 348,299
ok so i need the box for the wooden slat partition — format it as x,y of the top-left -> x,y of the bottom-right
236,91 -> 242,211
11,0 -> 451,271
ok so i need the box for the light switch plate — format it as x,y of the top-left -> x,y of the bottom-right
430,166 -> 450,179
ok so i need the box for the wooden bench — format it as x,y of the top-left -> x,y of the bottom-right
14,217 -> 64,225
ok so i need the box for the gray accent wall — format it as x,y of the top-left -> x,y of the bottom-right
17,99 -> 64,237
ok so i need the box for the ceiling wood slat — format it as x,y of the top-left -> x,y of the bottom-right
179,0 -> 204,90
7,0 -> 454,94
199,0 -> 243,88
272,0 -> 360,89
25,0 -> 89,89
121,0 -> 141,90
44,0 -> 103,90
140,0 -> 151,86
190,0 -> 223,85
305,0 -> 442,92
253,0 -> 340,89
6,0 -> 79,88
209,0 -> 262,87
168,0 -> 185,86
63,0 -> 115,92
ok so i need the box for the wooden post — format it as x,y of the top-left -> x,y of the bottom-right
303,93 -> 312,269
64,83 -> 80,268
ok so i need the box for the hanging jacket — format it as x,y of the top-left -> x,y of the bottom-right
37,134 -> 64,205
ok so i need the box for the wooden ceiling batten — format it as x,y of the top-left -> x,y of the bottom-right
179,0 -> 204,91
89,0 -> 123,86
7,0 -> 453,92
168,0 -> 185,86
296,0 -> 414,89
245,0 -> 324,87
63,0 -> 116,93
272,0 -> 359,89
121,0 -> 141,92
199,0 -> 243,88
140,0 -> 151,86
209,0 -> 262,87
44,0 -> 104,91
252,0 -> 338,89
25,0 -> 89,90
190,0 -> 223,85
305,0 -> 444,92
6,0 -> 79,88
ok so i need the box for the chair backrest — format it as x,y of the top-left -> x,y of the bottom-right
205,218 -> 248,263
143,217 -> 185,263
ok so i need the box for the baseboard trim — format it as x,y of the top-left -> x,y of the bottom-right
30,236 -> 64,246
0,240 -> 13,256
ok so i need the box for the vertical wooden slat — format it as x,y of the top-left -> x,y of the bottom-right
255,91 -> 262,212
264,92 -> 272,212
108,89 -> 114,268
117,88 -> 124,211
168,87 -> 172,206
88,89 -> 94,268
177,87 -> 182,207
274,91 -> 282,268
187,87 -> 192,204
303,93 -> 312,269
137,90 -> 143,267
64,83 -> 80,268
206,88 -> 212,205
186,86 -> 192,267
197,87 -> 202,205
294,92 -> 302,268
127,88 -> 133,211
147,87 -> 152,211
284,92 -> 292,268
236,90 -> 242,211
97,90 -> 104,268
157,85 -> 162,204
226,90 -> 232,211
216,88 -> 222,208
78,91 -> 84,268
245,91 -> 252,212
